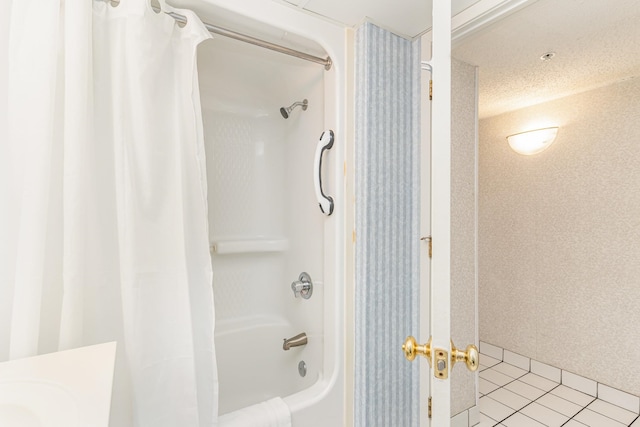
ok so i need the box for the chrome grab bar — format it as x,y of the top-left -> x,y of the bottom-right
314,130 -> 335,216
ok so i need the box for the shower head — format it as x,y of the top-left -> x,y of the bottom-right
280,99 -> 308,119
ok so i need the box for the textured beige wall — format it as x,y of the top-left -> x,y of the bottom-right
451,58 -> 478,416
479,77 -> 640,396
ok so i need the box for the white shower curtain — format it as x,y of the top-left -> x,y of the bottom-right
0,0 -> 217,425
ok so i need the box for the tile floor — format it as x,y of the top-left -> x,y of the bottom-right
478,355 -> 640,427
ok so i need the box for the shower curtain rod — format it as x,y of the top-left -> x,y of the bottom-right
153,5 -> 333,70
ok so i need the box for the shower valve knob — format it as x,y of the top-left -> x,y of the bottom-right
291,272 -> 313,299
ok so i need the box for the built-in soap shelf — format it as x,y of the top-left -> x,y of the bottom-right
210,237 -> 289,255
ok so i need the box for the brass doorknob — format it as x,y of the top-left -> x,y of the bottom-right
451,341 -> 479,372
402,336 -> 432,363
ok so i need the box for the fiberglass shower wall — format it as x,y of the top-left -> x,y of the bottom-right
196,34 -> 327,411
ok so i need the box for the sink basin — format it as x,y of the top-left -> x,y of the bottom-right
0,342 -> 117,427
0,381 -> 79,426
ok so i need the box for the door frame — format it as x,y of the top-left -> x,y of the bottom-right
421,0 -> 539,425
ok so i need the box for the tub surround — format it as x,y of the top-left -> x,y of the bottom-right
192,0 -> 347,425
201,35 -> 325,416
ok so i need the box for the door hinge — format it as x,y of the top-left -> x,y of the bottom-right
429,80 -> 433,101
428,396 -> 432,419
421,235 -> 432,258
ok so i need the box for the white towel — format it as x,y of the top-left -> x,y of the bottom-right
219,397 -> 292,427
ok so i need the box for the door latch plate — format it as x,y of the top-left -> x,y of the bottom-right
434,348 -> 448,379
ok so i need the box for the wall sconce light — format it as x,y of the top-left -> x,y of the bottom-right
506,127 -> 559,155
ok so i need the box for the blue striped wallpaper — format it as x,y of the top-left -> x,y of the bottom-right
355,22 -> 421,427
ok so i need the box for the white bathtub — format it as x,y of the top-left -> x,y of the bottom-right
215,318 -> 322,415
189,1 -> 347,425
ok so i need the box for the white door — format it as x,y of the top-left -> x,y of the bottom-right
430,0 -> 455,423
403,0 -> 479,425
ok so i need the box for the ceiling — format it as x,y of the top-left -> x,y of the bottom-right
178,0 -> 640,120
453,0 -> 640,118
277,0 -> 482,40
271,0 -> 640,119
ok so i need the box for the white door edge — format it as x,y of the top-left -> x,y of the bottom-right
429,0 -> 452,425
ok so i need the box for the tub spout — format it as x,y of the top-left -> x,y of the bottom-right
283,332 -> 307,350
